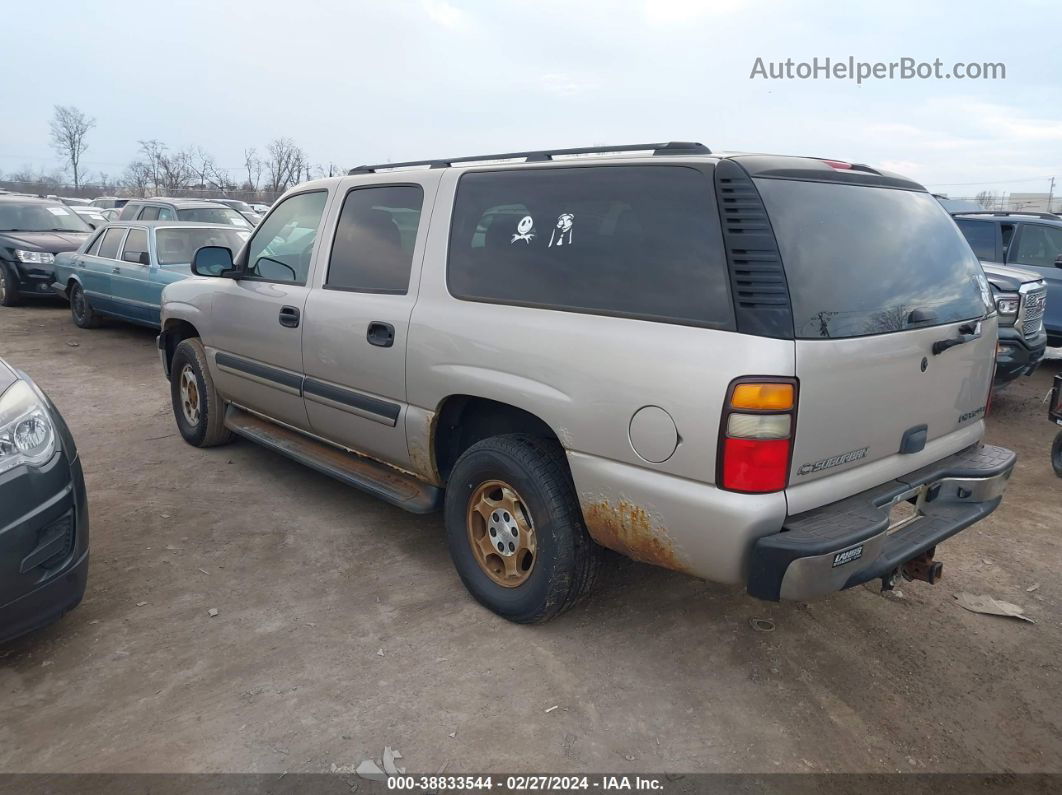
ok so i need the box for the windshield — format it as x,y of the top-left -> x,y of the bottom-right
756,179 -> 989,339
0,202 -> 92,233
223,200 -> 254,213
178,207 -> 252,228
156,227 -> 250,265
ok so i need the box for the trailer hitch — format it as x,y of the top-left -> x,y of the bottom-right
901,547 -> 943,585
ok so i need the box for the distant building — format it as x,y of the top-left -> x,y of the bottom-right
1005,193 -> 1054,213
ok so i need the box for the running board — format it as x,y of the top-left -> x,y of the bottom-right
224,406 -> 442,514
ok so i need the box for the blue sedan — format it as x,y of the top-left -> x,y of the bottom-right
53,221 -> 249,329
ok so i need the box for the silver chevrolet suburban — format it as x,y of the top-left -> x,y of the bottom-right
157,142 -> 1015,623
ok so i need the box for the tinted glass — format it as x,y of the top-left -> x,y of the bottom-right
1012,224 -> 1062,269
448,166 -> 732,326
121,229 -> 149,263
327,186 -> 423,293
246,191 -> 328,283
0,202 -> 91,232
138,206 -> 160,221
955,219 -> 997,260
756,179 -> 988,339
97,227 -> 126,260
179,207 -> 251,227
156,227 -> 250,266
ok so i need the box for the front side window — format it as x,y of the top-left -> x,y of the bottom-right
1012,224 -> 1062,269
138,206 -> 160,221
326,185 -> 424,293
121,229 -> 149,264
955,219 -> 997,261
97,227 -> 126,260
447,166 -> 732,326
245,191 -> 328,283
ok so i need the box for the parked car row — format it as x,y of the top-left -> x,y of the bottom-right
0,141 -> 1044,636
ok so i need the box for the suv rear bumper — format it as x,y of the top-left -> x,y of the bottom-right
747,444 -> 1015,601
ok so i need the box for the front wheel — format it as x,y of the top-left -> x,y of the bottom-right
0,261 -> 22,307
69,282 -> 101,328
1052,432 -> 1062,479
170,338 -> 232,448
444,434 -> 599,624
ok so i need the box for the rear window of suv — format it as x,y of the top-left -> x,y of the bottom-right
756,179 -> 989,339
447,166 -> 733,327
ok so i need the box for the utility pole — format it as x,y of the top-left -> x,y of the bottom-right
1048,177 -> 1055,214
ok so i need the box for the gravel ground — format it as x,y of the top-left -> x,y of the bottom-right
1,302 -> 1060,775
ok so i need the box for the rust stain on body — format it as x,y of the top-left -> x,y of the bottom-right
407,410 -> 442,486
583,499 -> 689,573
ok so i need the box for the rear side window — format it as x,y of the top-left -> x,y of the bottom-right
756,180 -> 988,339
955,219 -> 997,261
97,227 -> 126,259
138,206 -> 160,221
448,166 -> 733,327
327,185 -> 423,293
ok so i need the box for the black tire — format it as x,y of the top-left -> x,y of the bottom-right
170,338 -> 232,448
0,261 -> 22,307
444,434 -> 600,624
1052,432 -> 1062,479
69,281 -> 101,328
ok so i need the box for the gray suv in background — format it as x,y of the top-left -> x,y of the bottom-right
157,142 -> 1015,623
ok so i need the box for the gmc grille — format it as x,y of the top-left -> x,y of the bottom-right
1021,288 -> 1047,340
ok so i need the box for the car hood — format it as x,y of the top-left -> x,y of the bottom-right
0,231 -> 90,253
980,261 -> 1043,292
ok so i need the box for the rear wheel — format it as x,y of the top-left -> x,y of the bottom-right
0,262 -> 22,307
170,338 -> 232,448
1052,432 -> 1062,479
69,282 -> 101,328
444,434 -> 599,623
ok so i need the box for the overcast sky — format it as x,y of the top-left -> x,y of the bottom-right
2,0 -> 1059,197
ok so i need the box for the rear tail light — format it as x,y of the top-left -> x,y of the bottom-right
821,159 -> 852,170
719,378 -> 797,493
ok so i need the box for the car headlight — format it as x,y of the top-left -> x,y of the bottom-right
0,380 -> 56,476
14,250 -> 55,265
995,294 -> 1020,327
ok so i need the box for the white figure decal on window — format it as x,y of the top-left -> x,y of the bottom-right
548,213 -> 574,247
511,215 -> 535,244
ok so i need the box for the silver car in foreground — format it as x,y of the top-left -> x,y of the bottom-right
157,142 -> 1014,623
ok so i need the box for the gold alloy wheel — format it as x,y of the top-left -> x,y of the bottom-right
466,479 -> 537,587
179,364 -> 201,426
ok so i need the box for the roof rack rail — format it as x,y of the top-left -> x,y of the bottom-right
348,141 -> 710,174
952,210 -> 1061,221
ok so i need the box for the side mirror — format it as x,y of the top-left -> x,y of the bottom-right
191,246 -> 236,277
1055,255 -> 1062,269
138,251 -> 151,266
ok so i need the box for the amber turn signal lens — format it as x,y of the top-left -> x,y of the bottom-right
730,383 -> 794,411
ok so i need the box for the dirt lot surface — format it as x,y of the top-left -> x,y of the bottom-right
1,302 -> 1060,775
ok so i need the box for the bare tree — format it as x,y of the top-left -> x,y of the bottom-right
49,106 -> 96,190
265,138 -> 308,193
244,147 -> 263,191
121,160 -> 152,197
975,190 -> 998,209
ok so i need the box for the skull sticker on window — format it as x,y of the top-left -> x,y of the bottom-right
511,215 -> 535,244
548,213 -> 574,247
